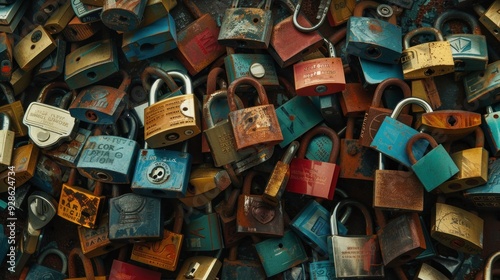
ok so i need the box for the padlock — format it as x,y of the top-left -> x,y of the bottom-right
292,0 -> 331,33
431,200 -> 484,254
184,201 -> 223,251
101,0 -> 147,31
262,141 -> 299,206
144,71 -> 201,148
374,152 -> 424,212
411,77 -> 442,112
0,142 -> 39,192
29,154 -> 63,197
176,249 -> 223,280
287,126 -> 340,200
370,97 -> 433,167
0,113 -> 14,167
131,203 -> 184,271
218,0 -> 273,49
464,157 -> 500,209
483,105 -> 500,157
66,247 -> 107,280
24,248 -> 67,280
224,52 -> 280,89
418,110 -> 481,143
476,0 -> 500,42
77,114 -> 140,184
327,0 -> 356,26
376,211 -> 426,267
201,67 -> 227,153
58,169 -> 105,228
401,27 -> 455,79
406,133 -> 459,192
44,0 -> 74,34
227,76 -> 283,150
122,14 -> 177,62
329,199 -> 384,278
0,32 -> 12,82
13,25 -> 56,71
339,83 -> 374,117
237,170 -> 284,237
438,128 -> 489,193
42,124 -> 92,168
139,0 -> 177,28
175,0 -> 225,75
214,189 -> 245,248
69,70 -> 130,125
268,0 -> 323,68
71,0 -> 102,23
464,60 -> 500,109
27,190 -> 58,230
62,16 -> 101,42
221,242 -> 266,279
308,249 -> 336,280
346,1 -> 402,64
349,53 -> 405,89
10,67 -> 33,96
0,0 -> 25,33
255,230 -> 309,277
78,212 -> 126,258
179,164 -> 231,207
0,86 -> 28,138
33,39 -> 67,84
110,249 -> 162,280
359,78 -> 413,148
414,263 -> 449,280
434,10 -> 488,72
293,38 -> 345,96
65,39 -> 119,90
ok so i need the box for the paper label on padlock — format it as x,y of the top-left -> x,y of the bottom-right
58,184 -> 103,228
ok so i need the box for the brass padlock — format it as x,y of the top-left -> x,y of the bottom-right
61,16 -> 102,42
476,1 -> 500,42
44,0 -> 74,34
417,110 -> 481,143
0,142 -> 39,192
13,25 -> 56,71
33,39 -> 67,84
401,27 -> 455,79
101,0 -> 147,32
10,67 -> 33,96
0,113 -> 14,167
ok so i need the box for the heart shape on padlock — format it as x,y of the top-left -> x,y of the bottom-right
251,200 -> 275,224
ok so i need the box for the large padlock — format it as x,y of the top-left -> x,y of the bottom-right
0,142 -> 39,192
224,51 -> 280,89
464,60 -> 500,109
66,247 -> 107,280
176,250 -> 223,280
0,84 -> 28,137
359,78 -> 413,148
131,203 -> 184,271
418,109 -> 481,143
144,71 -> 201,148
24,248 -> 67,280
78,212 -> 126,258
268,0 -> 323,68
464,157 -> 500,210
370,97 -> 433,168
221,242 -> 266,279
477,0 -> 500,42
175,0 -> 225,75
33,39 -> 67,84
58,169 -> 105,228
438,128 -> 489,193
431,199 -> 484,254
101,0 -> 147,31
64,39 -> 119,90
227,76 -> 283,150
406,133 -> 459,192
401,27 -> 455,79
287,126 -> 340,200
346,1 -> 402,64
237,170 -> 284,237
218,0 -> 273,49
434,9 -> 488,72
0,113 -> 14,167
329,199 -> 384,278
255,230 -> 309,277
77,114 -> 140,184
184,202 -> 224,251
122,13 -> 177,62
69,70 -> 130,125
13,25 -> 56,71
293,38 -> 346,96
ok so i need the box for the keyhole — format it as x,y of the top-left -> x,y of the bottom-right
87,71 -> 97,79
96,172 -> 109,180
447,115 -> 457,126
365,46 -> 381,58
278,243 -> 283,248
454,60 -> 465,69
85,110 -> 98,121
70,28 -> 78,36
424,68 -> 435,76
253,17 -> 259,23
118,16 -> 128,22
247,117 -> 253,123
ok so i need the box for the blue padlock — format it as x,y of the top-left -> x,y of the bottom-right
482,106 -> 500,157
25,248 -> 67,280
183,202 -> 223,251
349,55 -> 404,88
463,60 -> 500,109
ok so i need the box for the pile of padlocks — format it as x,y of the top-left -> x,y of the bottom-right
2,0 -> 500,279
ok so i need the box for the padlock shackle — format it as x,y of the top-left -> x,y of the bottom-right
334,188 -> 352,224
406,133 -> 438,165
227,77 -> 269,112
371,78 -> 411,111
331,199 -> 373,236
93,181 -> 104,196
183,0 -> 204,19
141,66 -> 179,96
116,70 -> 131,92
206,67 -> 227,98
204,91 -> 244,128
168,71 -> 193,95
404,27 -> 444,49
353,0 -> 397,25
68,247 -> 95,279
173,203 -> 184,234
390,97 -> 433,119
37,248 -> 68,275
296,126 -> 340,163
434,9 -> 482,35
242,170 -> 258,195
0,112 -> 11,130
281,141 -> 300,164
36,81 -> 72,104
222,188 -> 241,217
323,38 -> 337,58
293,0 -> 332,33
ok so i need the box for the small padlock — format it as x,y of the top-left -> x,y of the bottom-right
294,38 -> 346,96
464,60 -> 500,109
346,1 -> 402,64
464,157 -> 500,209
406,133 -> 459,192
329,199 -> 384,278
179,164 -> 231,207
184,201 -> 223,251
77,212 -> 126,258
176,249 -> 223,280
287,126 -> 340,200
131,203 -> 184,271
221,242 -> 267,279
24,248 -> 67,280
69,70 -> 130,125
66,247 -> 107,280
0,142 -> 39,192
64,39 -> 119,90
144,71 -> 201,148
476,1 -> 500,42
44,0 -> 74,34
359,78 -> 413,148
218,0 -> 273,49
33,39 -> 67,84
122,13 -> 178,62
13,25 -> 56,71
418,110 -> 481,143
61,16 -> 101,42
227,76 -> 283,150
401,27 -> 455,79
101,0 -> 147,31
0,113 -> 14,167
326,0 -> 356,26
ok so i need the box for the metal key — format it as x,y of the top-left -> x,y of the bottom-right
27,191 -> 58,230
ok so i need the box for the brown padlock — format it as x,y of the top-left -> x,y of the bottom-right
0,142 -> 39,192
359,78 -> 413,147
339,82 -> 375,117
214,188 -> 245,248
61,16 -> 102,42
67,247 -> 107,280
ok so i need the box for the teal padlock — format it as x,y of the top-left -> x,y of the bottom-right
464,157 -> 500,210
309,250 -> 336,280
276,96 -> 323,147
350,55 -> 404,88
482,106 -> 500,157
370,97 -> 433,168
406,133 -> 459,192
463,60 -> 500,109
305,134 -> 333,162
25,248 -> 67,280
255,230 -> 309,277
224,53 -> 279,90
183,202 -> 223,251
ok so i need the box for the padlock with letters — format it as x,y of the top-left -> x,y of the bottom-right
42,123 -> 92,168
101,0 -> 147,31
13,25 -> 56,71
23,248 -> 67,280
78,212 -> 126,258
184,202 -> 223,251
66,247 -> 107,280
218,0 -> 273,49
33,39 -> 67,84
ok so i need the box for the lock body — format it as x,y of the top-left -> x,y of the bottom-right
30,155 -> 63,197
44,0 -> 74,34
42,127 -> 91,168
0,144 -> 39,192
0,129 -> 14,167
139,0 -> 177,28
0,101 -> 28,137
109,260 -> 162,279
479,0 -> 500,41
464,61 -> 500,108
237,194 -> 284,237
101,0 -> 147,32
293,57 -> 346,96
464,157 -> 500,210
327,0 -> 356,26
131,229 -> 183,271
13,26 -> 56,71
224,53 -> 279,88
69,86 -> 128,125
438,147 -> 488,193
374,168 -> 424,212
58,184 -> 105,229
184,212 -> 223,251
78,213 -> 126,258
62,16 -> 101,42
33,39 -> 67,84
402,41 -> 455,79
445,34 -> 488,72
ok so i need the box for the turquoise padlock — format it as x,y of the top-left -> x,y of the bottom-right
370,97 -> 433,167
483,106 -> 500,157
350,55 -> 404,88
25,248 -> 67,280
463,60 -> 500,109
406,133 -> 459,192
183,202 -> 223,251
